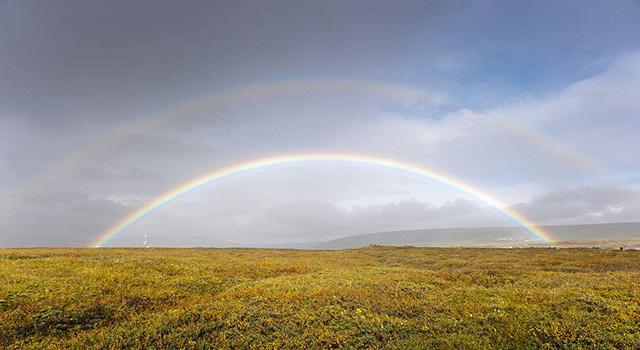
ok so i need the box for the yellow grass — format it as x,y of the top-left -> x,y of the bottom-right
1,247 -> 639,349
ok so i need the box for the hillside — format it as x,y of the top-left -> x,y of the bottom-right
315,222 -> 640,249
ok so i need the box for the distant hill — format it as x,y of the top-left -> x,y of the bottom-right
315,222 -> 640,249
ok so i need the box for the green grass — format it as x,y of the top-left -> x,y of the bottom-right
1,247 -> 639,349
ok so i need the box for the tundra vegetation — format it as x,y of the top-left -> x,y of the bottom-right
1,247 -> 639,349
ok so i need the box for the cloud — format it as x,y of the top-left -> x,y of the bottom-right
123,188 -> 500,245
0,192 -> 132,247
350,198 -> 481,225
342,52 -> 640,182
513,184 -> 640,224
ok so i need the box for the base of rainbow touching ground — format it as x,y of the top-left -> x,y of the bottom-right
93,153 -> 554,247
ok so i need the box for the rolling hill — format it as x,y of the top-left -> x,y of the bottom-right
314,222 -> 640,249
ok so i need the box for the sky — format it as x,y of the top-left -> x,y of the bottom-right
1,0 -> 640,247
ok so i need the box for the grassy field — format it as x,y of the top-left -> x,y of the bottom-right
1,247 -> 639,349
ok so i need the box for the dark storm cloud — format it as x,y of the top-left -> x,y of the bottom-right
0,0 -> 449,125
1,192 -> 131,247
108,133 -> 213,160
513,185 -> 640,223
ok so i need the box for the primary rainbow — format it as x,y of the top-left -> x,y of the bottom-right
93,153 -> 553,247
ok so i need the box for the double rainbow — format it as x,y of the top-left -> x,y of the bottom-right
93,153 -> 553,247
20,79 -> 603,201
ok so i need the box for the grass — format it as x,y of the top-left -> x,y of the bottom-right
1,246 -> 639,349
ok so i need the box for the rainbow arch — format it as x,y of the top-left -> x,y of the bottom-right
16,79 -> 439,196
93,153 -> 554,247
21,78 -> 603,200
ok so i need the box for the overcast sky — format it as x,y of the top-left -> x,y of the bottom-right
1,0 -> 639,247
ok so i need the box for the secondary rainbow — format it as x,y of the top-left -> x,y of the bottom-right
19,78 -> 604,201
14,79 -> 438,198
94,153 -> 553,247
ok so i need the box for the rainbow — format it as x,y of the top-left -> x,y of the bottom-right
19,78 -> 603,199
14,79 -> 439,196
497,118 -> 608,174
93,153 -> 554,247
